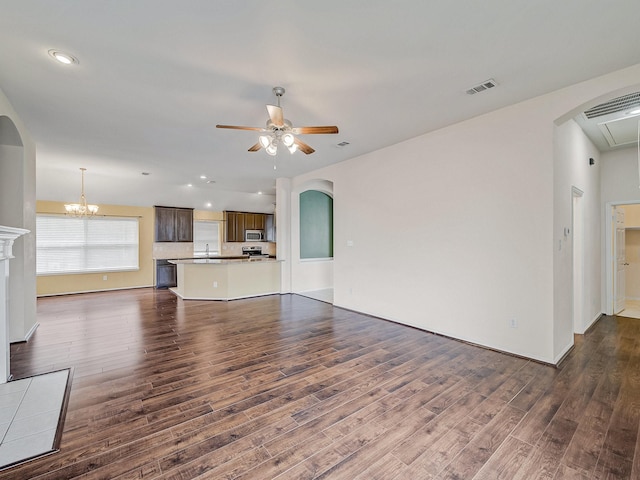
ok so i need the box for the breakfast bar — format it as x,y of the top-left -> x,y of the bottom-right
168,258 -> 281,300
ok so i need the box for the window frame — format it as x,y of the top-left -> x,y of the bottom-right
36,214 -> 140,276
193,220 -> 221,257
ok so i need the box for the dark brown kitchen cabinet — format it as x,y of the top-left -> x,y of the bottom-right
265,214 -> 275,242
224,211 -> 266,242
155,206 -> 193,242
155,260 -> 177,288
246,213 -> 265,231
224,211 -> 246,242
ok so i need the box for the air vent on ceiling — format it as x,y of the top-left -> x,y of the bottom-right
466,78 -> 498,95
336,141 -> 350,147
583,92 -> 640,119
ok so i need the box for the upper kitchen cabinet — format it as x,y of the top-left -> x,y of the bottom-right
155,206 -> 194,242
224,211 -> 244,242
245,213 -> 265,231
224,211 -> 268,242
265,214 -> 275,242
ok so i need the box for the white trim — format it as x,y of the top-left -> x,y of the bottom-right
36,285 -> 154,297
0,225 -> 29,261
584,313 -> 603,333
169,289 -> 283,301
0,225 -> 29,384
572,186 -> 584,335
605,200 -> 640,315
13,322 -> 40,343
553,341 -> 574,365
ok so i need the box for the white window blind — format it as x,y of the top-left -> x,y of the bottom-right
36,214 -> 139,275
193,221 -> 220,256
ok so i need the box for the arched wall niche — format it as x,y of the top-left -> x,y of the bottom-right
0,116 -> 23,147
294,178 -> 333,198
0,115 -> 25,229
289,177 -> 334,295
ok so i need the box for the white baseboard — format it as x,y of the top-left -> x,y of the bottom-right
9,321 -> 39,344
37,285 -> 155,297
24,322 -> 39,341
554,342 -> 574,365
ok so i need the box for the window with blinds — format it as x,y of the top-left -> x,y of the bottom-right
193,220 -> 220,256
36,215 -> 139,275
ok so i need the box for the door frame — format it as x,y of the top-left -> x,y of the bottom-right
605,200 -> 640,315
572,187 -> 584,333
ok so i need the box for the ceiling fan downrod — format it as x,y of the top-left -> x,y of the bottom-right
273,86 -> 285,107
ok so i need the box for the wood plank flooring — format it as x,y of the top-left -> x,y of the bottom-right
3,288 -> 640,479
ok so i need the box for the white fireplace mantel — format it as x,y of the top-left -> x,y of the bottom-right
0,225 -> 29,383
0,225 -> 29,260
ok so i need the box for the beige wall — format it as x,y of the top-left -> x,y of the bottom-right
35,205 -> 275,295
621,204 -> 640,300
36,201 -> 154,296
622,204 -> 640,228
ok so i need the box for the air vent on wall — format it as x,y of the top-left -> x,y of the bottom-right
466,78 -> 498,95
583,92 -> 640,119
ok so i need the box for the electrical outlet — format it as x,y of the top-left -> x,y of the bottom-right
102,275 -> 107,281
213,281 -> 218,288
509,318 -> 517,328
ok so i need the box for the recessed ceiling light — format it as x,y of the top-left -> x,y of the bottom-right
258,191 -> 263,195
48,49 -> 78,65
187,184 -> 193,187
200,175 -> 207,179
206,202 -> 212,207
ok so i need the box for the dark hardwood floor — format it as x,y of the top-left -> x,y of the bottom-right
3,288 -> 639,479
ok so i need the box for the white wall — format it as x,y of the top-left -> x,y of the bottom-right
552,119 -> 601,357
293,99 -> 556,363
286,63 -> 640,364
0,87 -> 37,343
601,148 -> 640,202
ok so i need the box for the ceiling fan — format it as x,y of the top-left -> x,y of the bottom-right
216,87 -> 339,155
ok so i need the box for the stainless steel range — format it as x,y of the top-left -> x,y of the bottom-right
242,246 -> 269,259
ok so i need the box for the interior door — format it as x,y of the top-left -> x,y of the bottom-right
614,207 -> 626,314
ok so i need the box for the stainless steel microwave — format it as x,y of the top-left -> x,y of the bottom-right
245,229 -> 264,241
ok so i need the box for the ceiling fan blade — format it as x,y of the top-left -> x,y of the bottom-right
216,124 -> 264,131
266,105 -> 284,127
248,143 -> 261,152
291,126 -> 339,135
294,138 -> 315,155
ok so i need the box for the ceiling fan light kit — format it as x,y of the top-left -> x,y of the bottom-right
216,86 -> 338,156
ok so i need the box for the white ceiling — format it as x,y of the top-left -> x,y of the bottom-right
1,0 -> 640,213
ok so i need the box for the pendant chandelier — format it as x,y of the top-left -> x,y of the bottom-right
64,167 -> 99,216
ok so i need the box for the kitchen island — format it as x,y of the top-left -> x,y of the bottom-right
168,258 -> 281,300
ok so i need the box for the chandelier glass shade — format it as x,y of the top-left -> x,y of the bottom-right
64,168 -> 99,217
